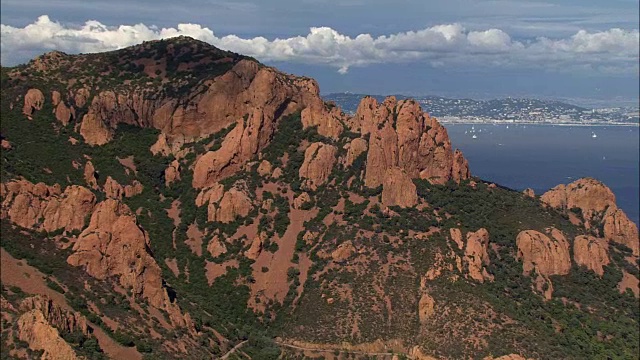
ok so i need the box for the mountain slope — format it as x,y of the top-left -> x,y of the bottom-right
1,37 -> 638,360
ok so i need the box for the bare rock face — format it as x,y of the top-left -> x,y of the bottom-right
344,137 -> 368,166
541,178 -> 638,255
464,228 -> 493,283
301,99 -> 345,139
165,160 -> 181,186
244,233 -> 265,260
67,199 -> 186,325
22,88 -> 45,117
573,235 -> 610,276
299,142 -> 337,190
51,90 -> 76,125
516,229 -> 571,299
1,180 -> 95,233
20,296 -> 89,336
103,176 -> 143,199
83,161 -> 99,189
603,207 -> 639,256
523,188 -> 535,198
331,240 -> 355,262
293,192 -> 311,209
350,96 -> 469,188
80,111 -> 114,146
418,292 -> 436,323
207,235 -> 227,258
381,167 -> 418,208
449,228 -> 464,250
257,160 -> 273,177
197,184 -> 252,223
17,309 -> 79,360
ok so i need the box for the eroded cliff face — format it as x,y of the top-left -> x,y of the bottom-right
573,235 -> 610,276
348,96 -> 470,187
1,180 -> 95,233
516,229 -> 571,299
66,199 -> 187,326
541,178 -> 639,256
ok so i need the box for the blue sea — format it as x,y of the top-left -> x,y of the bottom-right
445,124 -> 639,225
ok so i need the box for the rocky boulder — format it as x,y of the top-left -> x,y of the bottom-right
164,160 -> 181,186
17,308 -> 79,360
344,137 -> 368,167
22,88 -> 45,117
418,292 -> 436,323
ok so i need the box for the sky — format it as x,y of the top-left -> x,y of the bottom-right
1,0 -> 638,103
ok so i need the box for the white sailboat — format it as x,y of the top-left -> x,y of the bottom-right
592,132 -> 597,138
472,134 -> 477,139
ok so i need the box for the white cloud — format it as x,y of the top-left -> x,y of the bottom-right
1,15 -> 638,75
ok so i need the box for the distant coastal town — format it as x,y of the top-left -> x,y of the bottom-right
325,93 -> 639,126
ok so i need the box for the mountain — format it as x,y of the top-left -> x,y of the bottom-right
1,37 -> 638,360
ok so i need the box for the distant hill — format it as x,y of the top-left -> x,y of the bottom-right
325,92 -> 639,124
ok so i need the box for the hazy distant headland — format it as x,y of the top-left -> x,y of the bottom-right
325,93 -> 640,126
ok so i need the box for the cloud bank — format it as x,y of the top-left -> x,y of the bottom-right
1,15 -> 638,74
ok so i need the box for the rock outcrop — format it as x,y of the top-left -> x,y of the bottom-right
331,241 -> 355,262
22,88 -> 45,117
67,199 -> 186,325
299,142 -> 337,190
196,184 -> 253,223
349,97 -> 469,188
20,296 -> 89,336
541,178 -> 638,255
51,90 -> 76,125
103,176 -> 143,199
301,99 -> 345,139
1,180 -> 95,233
418,292 -> 435,323
516,229 -> 571,299
344,137 -> 368,166
244,233 -> 265,260
164,160 -> 181,186
83,161 -> 99,189
573,235 -> 610,276
463,228 -> 493,283
17,309 -> 79,360
381,167 -> 418,208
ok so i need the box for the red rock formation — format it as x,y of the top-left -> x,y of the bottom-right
293,192 -> 311,209
541,178 -> 638,256
196,184 -> 252,223
418,292 -> 436,323
381,167 -> 418,208
51,90 -> 76,125
83,161 -> 99,189
103,176 -> 143,199
573,235 -> 610,276
350,96 -> 469,188
20,296 -> 89,336
1,180 -> 95,232
523,188 -> 535,198
22,88 -> 45,117
464,228 -> 493,283
299,142 -> 337,190
256,160 -> 273,177
164,160 -> 181,186
301,98 -> 345,139
67,199 -> 187,326
17,309 -> 79,359
331,241 -> 355,262
344,138 -> 368,166
516,229 -> 571,299
244,233 -> 265,260
207,235 -> 227,258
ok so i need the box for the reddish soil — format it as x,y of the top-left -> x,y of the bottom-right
205,260 -> 239,285
248,207 -> 317,311
185,223 -> 204,257
117,155 -> 137,175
